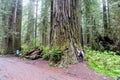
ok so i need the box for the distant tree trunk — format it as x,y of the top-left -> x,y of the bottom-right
107,1 -> 110,28
25,0 -> 35,45
40,0 -> 51,46
14,0 -> 22,50
50,0 -> 53,44
50,0 -> 82,67
34,0 -> 38,47
7,0 -> 22,53
82,0 -> 94,47
7,0 -> 17,53
102,0 -> 109,35
42,16 -> 48,46
1,0 -> 9,53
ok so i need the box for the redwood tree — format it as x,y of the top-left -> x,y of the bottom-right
6,0 -> 22,53
1,0 -> 10,53
25,0 -> 35,45
50,0 -> 82,66
14,0 -> 22,51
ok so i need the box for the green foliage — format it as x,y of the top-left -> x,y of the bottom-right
42,46 -> 61,63
0,48 -> 7,55
42,52 -> 50,60
32,38 -> 40,47
20,44 -> 35,56
85,48 -> 120,78
42,46 -> 51,60
0,52 -> 15,56
20,45 -> 62,63
50,48 -> 61,63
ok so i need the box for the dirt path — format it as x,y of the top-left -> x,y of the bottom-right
0,56 -> 115,80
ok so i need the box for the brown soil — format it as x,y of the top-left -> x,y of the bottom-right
0,56 -> 115,80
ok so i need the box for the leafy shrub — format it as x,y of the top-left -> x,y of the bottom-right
50,48 -> 61,63
42,46 -> 50,54
42,46 -> 51,60
20,44 -> 35,56
85,48 -> 120,78
42,52 -> 50,60
42,46 -> 61,63
32,38 -> 40,47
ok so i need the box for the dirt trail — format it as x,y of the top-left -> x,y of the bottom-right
0,56 -> 115,80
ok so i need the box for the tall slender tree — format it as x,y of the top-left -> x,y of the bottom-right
25,0 -> 35,45
14,0 -> 22,50
0,0 -> 10,53
102,0 -> 113,37
40,0 -> 51,46
34,0 -> 38,47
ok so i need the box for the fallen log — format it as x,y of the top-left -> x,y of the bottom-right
24,48 -> 43,60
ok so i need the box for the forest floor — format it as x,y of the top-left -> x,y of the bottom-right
0,56 -> 115,80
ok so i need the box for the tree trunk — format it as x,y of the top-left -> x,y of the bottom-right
42,17 -> 48,46
1,0 -> 9,53
50,0 -> 82,67
8,0 -> 17,53
14,0 -> 22,50
34,0 -> 38,47
50,0 -> 53,44
103,0 -> 109,35
7,0 -> 22,53
25,0 -> 35,45
40,0 -> 51,46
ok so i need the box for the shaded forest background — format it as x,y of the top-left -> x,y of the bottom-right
0,0 -> 120,53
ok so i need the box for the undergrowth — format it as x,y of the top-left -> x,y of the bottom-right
20,44 -> 35,56
42,46 -> 61,64
20,45 -> 62,65
85,48 -> 120,79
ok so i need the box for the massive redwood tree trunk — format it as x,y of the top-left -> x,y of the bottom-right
50,0 -> 82,67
